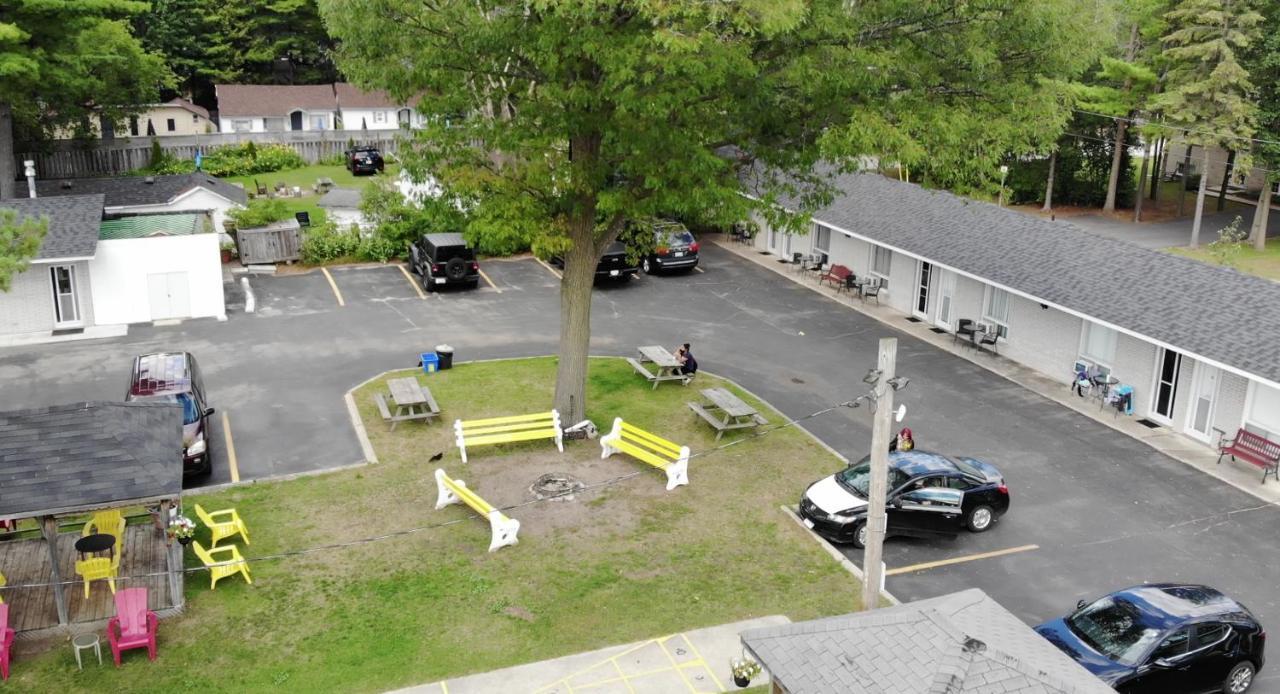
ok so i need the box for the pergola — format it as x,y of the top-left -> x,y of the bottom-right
0,401 -> 185,630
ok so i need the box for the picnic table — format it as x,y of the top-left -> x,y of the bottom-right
627,345 -> 691,389
374,377 -> 441,430
687,387 -> 768,440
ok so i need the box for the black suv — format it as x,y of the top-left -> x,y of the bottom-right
345,146 -> 385,175
550,241 -> 639,281
410,232 -> 480,290
637,220 -> 699,274
125,352 -> 215,477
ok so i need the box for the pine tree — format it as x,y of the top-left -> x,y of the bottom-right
1243,0 -> 1279,250
1154,0 -> 1263,248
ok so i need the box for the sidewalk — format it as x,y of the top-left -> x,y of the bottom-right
390,615 -> 788,694
713,236 -> 1280,508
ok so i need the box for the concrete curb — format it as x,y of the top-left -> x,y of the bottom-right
780,505 -> 900,606
194,460 -> 371,495
241,276 -> 256,313
711,237 -> 1280,509
346,390 -> 378,464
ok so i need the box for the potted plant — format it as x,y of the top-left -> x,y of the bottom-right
168,516 -> 196,545
730,656 -> 761,688
220,241 -> 238,264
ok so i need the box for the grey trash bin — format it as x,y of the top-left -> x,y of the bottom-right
435,344 -> 454,370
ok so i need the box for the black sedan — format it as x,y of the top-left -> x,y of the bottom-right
1036,584 -> 1265,693
797,450 -> 1009,548
550,241 -> 638,281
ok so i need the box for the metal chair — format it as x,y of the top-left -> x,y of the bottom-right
955,319 -> 977,346
977,330 -> 999,354
861,280 -> 882,305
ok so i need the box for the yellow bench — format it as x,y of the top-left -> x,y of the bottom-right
454,410 -> 563,463
599,417 -> 690,490
434,469 -> 521,552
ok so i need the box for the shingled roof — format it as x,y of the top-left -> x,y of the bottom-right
215,83 -> 338,117
0,194 -> 105,260
749,169 -> 1280,389
36,173 -> 247,208
741,589 -> 1111,694
334,82 -> 401,109
0,402 -> 184,520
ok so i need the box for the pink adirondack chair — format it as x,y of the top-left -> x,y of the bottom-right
107,587 -> 157,666
1,603 -> 14,680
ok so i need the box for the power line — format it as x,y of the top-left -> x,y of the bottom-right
0,396 -> 867,591
1072,108 -> 1280,149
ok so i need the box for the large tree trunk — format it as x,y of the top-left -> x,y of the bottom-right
1252,182 -> 1273,252
1189,148 -> 1210,249
1134,138 -> 1150,222
1103,25 -> 1138,214
1216,149 -> 1236,212
553,213 -> 599,425
1149,137 -> 1164,200
1178,143 -> 1193,217
1041,150 -> 1056,212
0,102 -> 15,200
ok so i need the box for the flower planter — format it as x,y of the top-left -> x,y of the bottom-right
177,536 -> 192,546
221,248 -> 235,264
733,674 -> 751,688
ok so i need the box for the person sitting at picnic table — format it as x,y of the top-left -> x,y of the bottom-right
672,343 -> 698,376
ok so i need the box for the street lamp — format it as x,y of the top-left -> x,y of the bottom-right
842,338 -> 910,612
998,165 -> 1010,207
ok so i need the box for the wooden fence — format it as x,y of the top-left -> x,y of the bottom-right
16,131 -> 405,180
236,221 -> 303,265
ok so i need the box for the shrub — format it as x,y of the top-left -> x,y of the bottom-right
137,142 -> 306,178
357,234 -> 399,262
301,222 -> 361,264
228,199 -> 291,229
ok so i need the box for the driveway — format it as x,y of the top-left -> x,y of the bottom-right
1066,205 -> 1280,249
3,246 -> 1279,690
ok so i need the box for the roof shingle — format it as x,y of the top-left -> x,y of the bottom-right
35,173 -> 247,208
0,194 -> 104,260
215,83 -> 338,117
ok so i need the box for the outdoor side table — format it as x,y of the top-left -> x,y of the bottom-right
72,632 -> 102,669
74,533 -> 115,558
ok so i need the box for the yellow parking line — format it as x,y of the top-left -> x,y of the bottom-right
680,633 -> 726,692
222,411 -> 240,483
657,637 -> 700,694
477,267 -> 501,292
535,257 -> 563,280
612,658 -> 637,694
320,267 -> 345,307
397,264 -> 427,299
694,267 -> 705,273
886,544 -> 1039,576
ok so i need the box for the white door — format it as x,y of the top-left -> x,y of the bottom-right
914,261 -> 933,318
148,272 -> 191,320
1185,362 -> 1220,442
934,269 -> 957,330
1148,348 -> 1183,425
49,265 -> 81,328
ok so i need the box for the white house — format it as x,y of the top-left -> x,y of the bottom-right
35,173 -> 247,234
214,83 -> 426,134
317,188 -> 370,232
0,197 -> 226,346
746,169 -> 1280,452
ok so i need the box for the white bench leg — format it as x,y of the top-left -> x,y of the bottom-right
600,417 -> 623,458
453,419 -> 468,463
487,512 -> 521,552
435,469 -> 463,509
664,458 -> 689,490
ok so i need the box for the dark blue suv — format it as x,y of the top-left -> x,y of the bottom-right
1036,584 -> 1265,693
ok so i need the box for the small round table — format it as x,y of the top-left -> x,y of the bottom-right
74,533 -> 115,557
71,632 -> 102,670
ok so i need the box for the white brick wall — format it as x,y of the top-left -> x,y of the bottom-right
1110,332 -> 1157,415
1213,370 -> 1250,436
0,261 -> 94,337
1003,295 -> 1083,379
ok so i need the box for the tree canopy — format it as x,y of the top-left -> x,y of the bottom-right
321,0 -> 1106,418
0,208 -> 47,292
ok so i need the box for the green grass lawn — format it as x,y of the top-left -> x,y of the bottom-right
1169,237 -> 1280,282
224,164 -> 400,231
12,358 -> 856,692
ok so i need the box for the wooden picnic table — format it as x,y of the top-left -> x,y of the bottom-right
687,387 -> 768,440
375,377 -> 441,430
628,346 -> 690,389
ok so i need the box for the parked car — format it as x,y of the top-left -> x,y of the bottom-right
1036,584 -> 1265,693
635,220 -> 699,274
410,232 -> 480,290
345,146 -> 385,175
125,352 -> 214,477
797,450 -> 1009,548
550,242 -> 639,281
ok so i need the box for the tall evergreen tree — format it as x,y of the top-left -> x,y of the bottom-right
1243,0 -> 1279,250
132,0 -> 235,106
0,1 -> 168,198
1154,0 -> 1262,248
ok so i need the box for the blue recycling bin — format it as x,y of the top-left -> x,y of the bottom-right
419,352 -> 440,374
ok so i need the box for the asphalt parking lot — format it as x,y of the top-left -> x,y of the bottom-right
3,245 -> 1279,688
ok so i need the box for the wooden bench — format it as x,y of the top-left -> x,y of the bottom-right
599,417 -> 689,490
434,469 -> 520,551
1215,428 -> 1280,483
818,264 -> 852,288
454,410 -> 563,463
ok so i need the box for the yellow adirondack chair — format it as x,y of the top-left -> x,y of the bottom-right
0,571 -> 6,603
83,509 -> 126,553
193,504 -> 250,547
75,552 -> 120,599
192,541 -> 251,590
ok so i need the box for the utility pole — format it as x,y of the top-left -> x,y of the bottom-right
861,337 -> 897,612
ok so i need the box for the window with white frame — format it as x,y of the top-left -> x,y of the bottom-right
1245,382 -> 1280,440
374,110 -> 386,123
1078,321 -> 1118,368
812,223 -> 831,254
981,286 -> 1010,338
870,245 -> 891,287
231,120 -> 253,132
